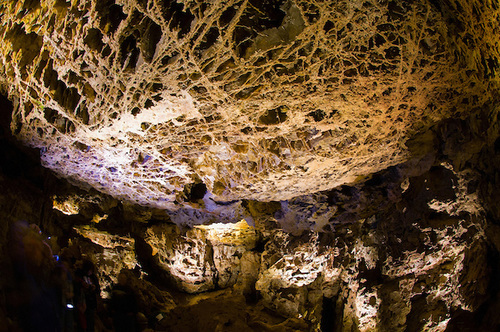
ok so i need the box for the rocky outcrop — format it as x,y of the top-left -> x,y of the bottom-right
143,219 -> 258,293
73,225 -> 137,296
255,162 -> 489,331
61,149 -> 499,331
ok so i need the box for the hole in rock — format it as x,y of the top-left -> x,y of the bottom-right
183,182 -> 207,202
140,17 -> 163,62
323,20 -> 334,33
73,141 -> 89,152
197,27 -> 220,52
43,108 -> 58,124
5,23 -> 42,70
219,6 -> 236,27
258,106 -> 288,125
84,28 -> 104,52
119,34 -> 140,70
308,109 -> 326,122
232,0 -> 286,58
76,105 -> 90,124
160,0 -> 195,39
96,1 -> 127,34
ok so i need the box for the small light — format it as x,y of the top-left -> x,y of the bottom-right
66,303 -> 74,309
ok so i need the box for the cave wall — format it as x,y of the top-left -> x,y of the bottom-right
1,0 -> 500,331
2,96 -> 499,331
0,0 -> 499,210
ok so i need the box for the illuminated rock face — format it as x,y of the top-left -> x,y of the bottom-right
144,220 -> 258,292
74,225 -> 137,296
1,1 -> 500,331
1,91 -> 500,330
255,164 -> 489,331
0,0 -> 498,209
68,157 -> 498,331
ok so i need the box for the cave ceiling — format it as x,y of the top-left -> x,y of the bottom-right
0,0 -> 498,213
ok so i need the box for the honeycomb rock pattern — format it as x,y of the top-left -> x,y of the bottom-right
254,163 -> 490,331
0,0 -> 498,209
144,220 -> 258,293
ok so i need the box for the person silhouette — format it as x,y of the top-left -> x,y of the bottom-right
110,271 -> 137,332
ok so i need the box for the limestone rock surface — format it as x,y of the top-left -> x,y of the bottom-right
1,0 -> 498,209
144,219 -> 258,292
1,1 -> 500,332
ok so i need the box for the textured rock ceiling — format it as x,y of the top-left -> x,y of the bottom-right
0,0 -> 498,210
2,2 -> 500,330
